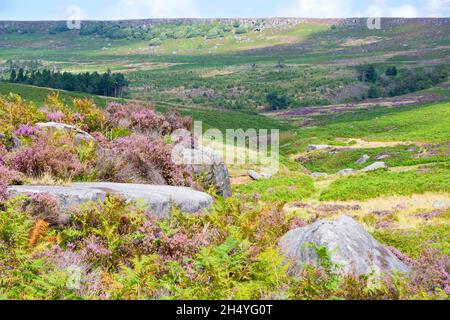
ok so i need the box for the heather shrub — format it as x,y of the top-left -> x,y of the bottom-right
43,92 -> 73,123
0,93 -> 45,133
0,164 -> 21,202
409,248 -> 450,295
73,98 -> 107,132
13,124 -> 37,137
8,131 -> 84,180
95,134 -> 192,186
22,193 -> 63,226
105,102 -> 191,136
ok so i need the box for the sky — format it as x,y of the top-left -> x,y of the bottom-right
0,0 -> 449,20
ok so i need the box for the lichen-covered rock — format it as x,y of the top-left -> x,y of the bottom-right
8,183 -> 213,223
177,147 -> 232,198
279,216 -> 409,275
35,122 -> 94,145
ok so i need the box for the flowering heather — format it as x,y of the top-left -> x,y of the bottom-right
13,124 -> 37,137
79,236 -> 112,266
9,132 -> 84,179
36,245 -> 106,298
410,248 -> 450,295
46,111 -> 65,122
23,193 -> 64,225
0,164 -> 21,201
105,102 -> 191,136
138,219 -> 209,260
387,246 -> 416,267
96,134 -> 191,186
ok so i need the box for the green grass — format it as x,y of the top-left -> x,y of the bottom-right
373,222 -> 450,259
234,174 -> 314,202
0,82 -> 117,108
281,101 -> 450,156
319,164 -> 450,201
315,101 -> 450,143
301,145 -> 449,174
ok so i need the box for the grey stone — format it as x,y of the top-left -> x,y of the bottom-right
337,168 -> 357,176
177,147 -> 232,198
433,201 -> 450,210
375,154 -> 390,161
279,216 -> 410,275
307,144 -> 333,152
248,170 -> 273,180
36,122 -> 94,145
8,183 -> 213,222
362,162 -> 388,172
310,172 -> 328,178
356,154 -> 370,164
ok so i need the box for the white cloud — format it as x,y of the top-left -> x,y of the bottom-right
276,0 -> 421,18
389,5 -> 418,17
424,0 -> 450,17
108,0 -> 200,19
275,0 -> 355,18
366,1 -> 418,18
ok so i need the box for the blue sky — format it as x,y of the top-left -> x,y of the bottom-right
0,0 -> 449,20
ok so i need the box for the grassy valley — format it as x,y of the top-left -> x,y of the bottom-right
0,17 -> 449,300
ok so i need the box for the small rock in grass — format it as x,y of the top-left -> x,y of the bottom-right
310,172 -> 328,178
362,162 -> 388,172
307,144 -> 333,152
356,154 -> 370,164
433,201 -> 450,210
337,168 -> 357,176
375,154 -> 390,160
248,170 -> 272,180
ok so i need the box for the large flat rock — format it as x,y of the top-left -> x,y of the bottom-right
8,183 -> 213,219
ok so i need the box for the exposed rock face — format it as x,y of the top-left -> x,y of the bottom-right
356,154 -> 370,164
307,145 -> 333,152
35,122 -> 94,145
178,147 -> 232,198
248,170 -> 273,180
279,216 -> 409,275
8,183 -> 213,222
362,162 -> 388,172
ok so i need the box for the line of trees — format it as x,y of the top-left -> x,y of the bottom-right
7,69 -> 128,97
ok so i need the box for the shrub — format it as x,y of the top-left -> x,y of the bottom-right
0,164 -> 21,201
73,98 -> 107,132
105,102 -> 191,136
0,93 -> 45,133
95,134 -> 191,186
22,193 -> 62,225
8,131 -> 84,180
